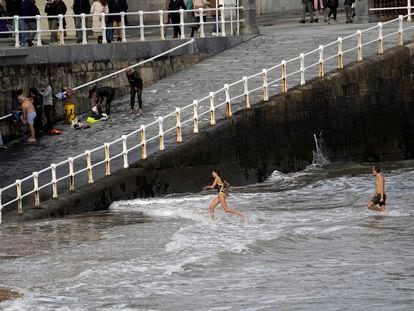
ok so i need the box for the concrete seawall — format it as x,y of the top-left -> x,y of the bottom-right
6,42 -> 414,222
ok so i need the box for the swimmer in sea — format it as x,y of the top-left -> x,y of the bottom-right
367,165 -> 387,212
204,170 -> 245,221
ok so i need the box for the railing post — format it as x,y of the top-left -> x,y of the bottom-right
243,76 -> 250,109
200,8 -> 205,38
230,4 -> 234,35
51,164 -> 58,199
122,135 -> 129,168
236,0 -> 240,35
0,189 -> 2,224
159,117 -> 165,151
36,15 -> 42,46
398,15 -> 404,46
319,45 -> 324,78
16,180 -> 22,215
58,14 -> 64,45
101,12 -> 107,43
337,37 -> 343,70
378,22 -> 383,55
193,100 -> 199,134
81,13 -> 87,44
104,143 -> 111,176
120,11 -> 127,42
159,10 -> 165,40
224,84 -> 232,118
69,157 -> 75,191
210,92 -> 216,126
14,15 -> 20,48
282,60 -> 287,94
86,151 -> 94,184
176,108 -> 182,143
300,53 -> 305,85
221,6 -> 226,36
139,11 -> 145,41
262,69 -> 269,101
357,30 -> 362,62
180,9 -> 185,39
140,125 -> 147,160
408,0 -> 412,22
33,172 -> 40,207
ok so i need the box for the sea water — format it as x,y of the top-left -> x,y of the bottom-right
0,161 -> 413,310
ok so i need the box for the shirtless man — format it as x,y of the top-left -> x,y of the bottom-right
18,95 -> 37,143
367,166 -> 386,212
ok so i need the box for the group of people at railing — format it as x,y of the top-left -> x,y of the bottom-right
300,0 -> 355,24
0,0 -> 232,46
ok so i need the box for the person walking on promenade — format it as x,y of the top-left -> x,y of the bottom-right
313,0 -> 327,23
39,81 -> 53,133
344,0 -> 354,23
45,0 -> 67,44
327,0 -> 338,24
72,0 -> 90,43
300,0 -> 314,24
20,0 -> 39,46
5,0 -> 24,44
18,95 -> 37,143
126,67 -> 143,115
106,0 -> 122,42
204,170 -> 245,221
367,166 -> 387,212
89,86 -> 115,115
168,0 -> 186,38
90,0 -> 108,43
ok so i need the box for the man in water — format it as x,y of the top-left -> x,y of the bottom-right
367,166 -> 386,212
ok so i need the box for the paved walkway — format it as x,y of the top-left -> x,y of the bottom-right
0,11 -> 410,210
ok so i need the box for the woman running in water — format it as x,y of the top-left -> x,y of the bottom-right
204,170 -> 245,221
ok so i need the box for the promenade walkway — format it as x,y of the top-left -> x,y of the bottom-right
0,11 -> 408,216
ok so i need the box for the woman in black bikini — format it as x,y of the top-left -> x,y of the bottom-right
204,170 -> 245,221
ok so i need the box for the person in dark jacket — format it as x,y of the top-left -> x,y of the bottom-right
168,0 -> 186,38
344,0 -> 354,23
21,0 -> 39,46
29,87 -> 43,134
44,0 -> 66,44
327,0 -> 338,23
126,67 -> 143,115
106,0 -> 122,42
72,0 -> 90,42
300,0 -> 314,24
89,86 -> 115,115
5,0 -> 21,16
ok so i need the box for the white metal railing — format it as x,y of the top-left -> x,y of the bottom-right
0,14 -> 413,224
0,5 -> 243,48
370,1 -> 413,22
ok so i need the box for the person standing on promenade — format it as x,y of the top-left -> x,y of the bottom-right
90,0 -> 108,43
327,0 -> 338,24
18,95 -> 37,143
45,0 -> 67,44
73,0 -> 90,43
20,0 -> 39,46
168,0 -> 186,38
300,0 -> 314,24
313,0 -> 327,23
367,166 -> 387,212
204,170 -> 245,221
125,67 -> 143,115
344,0 -> 354,23
106,0 -> 122,42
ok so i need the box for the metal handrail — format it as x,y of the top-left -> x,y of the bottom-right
0,13 -> 412,224
0,5 -> 244,47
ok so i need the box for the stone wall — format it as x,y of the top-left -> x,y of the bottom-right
8,42 -> 414,222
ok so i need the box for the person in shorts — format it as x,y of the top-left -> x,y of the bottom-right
367,166 -> 386,212
18,95 -> 37,143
